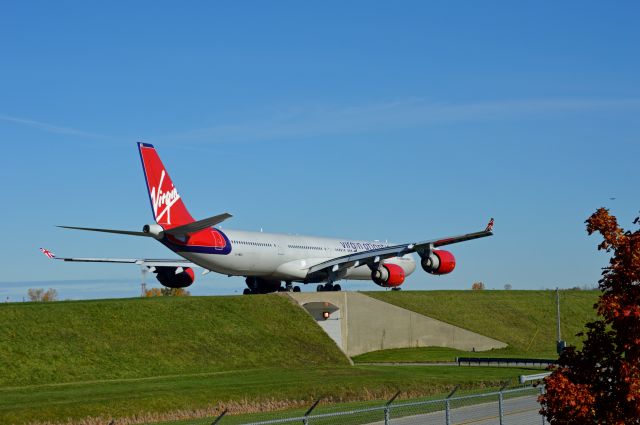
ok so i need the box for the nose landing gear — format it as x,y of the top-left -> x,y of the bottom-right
284,281 -> 301,293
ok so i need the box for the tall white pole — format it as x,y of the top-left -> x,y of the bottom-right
556,287 -> 561,342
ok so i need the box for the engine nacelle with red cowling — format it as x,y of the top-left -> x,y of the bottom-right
371,263 -> 405,287
420,249 -> 456,275
154,266 -> 195,288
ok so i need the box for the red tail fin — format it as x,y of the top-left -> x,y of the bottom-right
138,143 -> 194,228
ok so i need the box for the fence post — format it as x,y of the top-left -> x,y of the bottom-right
303,398 -> 321,425
384,391 -> 401,425
211,408 -> 228,425
445,385 -> 459,425
445,399 -> 451,425
498,382 -> 508,425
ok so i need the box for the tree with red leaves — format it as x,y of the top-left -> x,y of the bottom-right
540,208 -> 640,424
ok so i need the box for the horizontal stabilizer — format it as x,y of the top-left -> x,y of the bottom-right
57,212 -> 232,239
57,226 -> 150,237
164,213 -> 232,237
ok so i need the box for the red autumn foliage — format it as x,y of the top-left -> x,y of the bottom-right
540,208 -> 640,424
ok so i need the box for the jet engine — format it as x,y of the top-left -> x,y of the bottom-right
142,223 -> 164,239
154,266 -> 195,288
371,263 -> 405,287
420,250 -> 456,275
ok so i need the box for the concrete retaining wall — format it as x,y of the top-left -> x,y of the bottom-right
288,292 -> 506,357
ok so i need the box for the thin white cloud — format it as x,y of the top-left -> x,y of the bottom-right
161,97 -> 640,144
0,113 -> 113,140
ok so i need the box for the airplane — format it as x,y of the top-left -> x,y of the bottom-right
41,143 -> 494,294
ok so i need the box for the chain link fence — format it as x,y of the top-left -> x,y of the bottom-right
226,386 -> 546,425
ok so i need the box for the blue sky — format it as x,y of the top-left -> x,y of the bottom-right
1,1 -> 639,300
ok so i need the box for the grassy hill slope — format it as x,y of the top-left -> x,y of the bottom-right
360,290 -> 598,361
0,294 -> 349,386
0,290 -> 597,424
0,365 -> 537,424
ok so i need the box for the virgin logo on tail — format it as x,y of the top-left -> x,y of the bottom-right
151,170 -> 180,224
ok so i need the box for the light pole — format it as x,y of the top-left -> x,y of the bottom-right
556,287 -> 566,354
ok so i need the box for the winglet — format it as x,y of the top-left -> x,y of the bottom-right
40,248 -> 56,259
485,218 -> 494,232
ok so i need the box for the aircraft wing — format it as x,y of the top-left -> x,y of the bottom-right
39,248 -> 198,268
306,218 -> 494,277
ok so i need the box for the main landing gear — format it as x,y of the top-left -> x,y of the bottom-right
242,278 -> 300,295
316,283 -> 341,292
242,286 -> 300,295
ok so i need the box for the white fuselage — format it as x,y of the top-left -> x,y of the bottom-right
174,229 -> 416,283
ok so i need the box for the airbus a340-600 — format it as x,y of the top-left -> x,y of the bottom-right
41,143 -> 493,294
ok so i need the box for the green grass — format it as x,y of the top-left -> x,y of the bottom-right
145,380 -> 539,425
0,294 -> 348,387
0,290 -> 594,423
361,290 -> 599,361
0,365 -> 539,424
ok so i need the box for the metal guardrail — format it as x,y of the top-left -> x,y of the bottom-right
520,371 -> 552,384
232,385 -> 547,425
456,356 -> 555,367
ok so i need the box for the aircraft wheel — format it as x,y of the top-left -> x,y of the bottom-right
316,284 -> 324,292
333,284 -> 341,292
293,286 -> 301,292
243,288 -> 252,295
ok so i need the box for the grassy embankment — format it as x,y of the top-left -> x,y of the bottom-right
0,294 -> 536,424
0,295 -> 348,387
1,365 -> 535,424
354,290 -> 599,363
